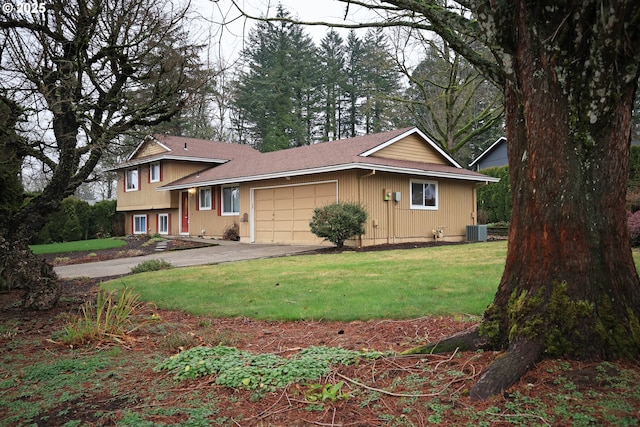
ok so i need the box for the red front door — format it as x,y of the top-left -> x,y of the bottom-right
181,191 -> 189,234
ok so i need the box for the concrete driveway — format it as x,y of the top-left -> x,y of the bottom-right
54,240 -> 325,279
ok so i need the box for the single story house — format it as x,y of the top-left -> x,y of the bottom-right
113,127 -> 499,246
469,137 -> 507,171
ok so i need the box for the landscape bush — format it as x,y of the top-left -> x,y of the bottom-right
309,202 -> 367,248
32,198 -> 119,244
222,222 -> 240,241
476,166 -> 511,223
131,259 -> 174,274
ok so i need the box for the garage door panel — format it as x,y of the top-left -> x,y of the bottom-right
275,199 -> 294,209
293,197 -> 316,209
275,187 -> 295,199
255,189 -> 274,201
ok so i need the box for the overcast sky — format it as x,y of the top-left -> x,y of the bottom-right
189,0 -> 380,64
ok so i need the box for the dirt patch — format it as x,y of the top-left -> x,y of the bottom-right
1,239 -> 638,426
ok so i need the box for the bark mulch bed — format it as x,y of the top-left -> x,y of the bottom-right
0,238 -> 638,426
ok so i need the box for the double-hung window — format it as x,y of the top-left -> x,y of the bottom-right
125,168 -> 139,192
150,162 -> 161,183
199,187 -> 212,210
222,185 -> 239,215
133,214 -> 147,234
410,180 -> 438,210
158,213 -> 169,235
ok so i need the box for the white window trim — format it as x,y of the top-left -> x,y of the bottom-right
133,214 -> 147,234
199,187 -> 212,210
221,185 -> 240,216
125,167 -> 139,192
158,213 -> 169,235
150,161 -> 161,183
410,179 -> 439,210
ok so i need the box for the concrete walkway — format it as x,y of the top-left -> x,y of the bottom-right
54,240 -> 325,279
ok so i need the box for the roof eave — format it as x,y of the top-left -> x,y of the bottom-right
108,155 -> 228,171
157,162 -> 499,191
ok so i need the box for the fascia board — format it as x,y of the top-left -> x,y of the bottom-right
108,155 -> 227,171
156,162 -> 499,191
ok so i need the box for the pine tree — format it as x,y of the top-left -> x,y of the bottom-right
232,6 -> 320,151
318,30 -> 347,141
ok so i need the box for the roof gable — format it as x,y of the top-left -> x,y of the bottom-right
127,135 -> 171,161
359,128 -> 461,168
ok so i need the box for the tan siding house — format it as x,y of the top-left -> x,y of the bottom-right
113,128 -> 498,246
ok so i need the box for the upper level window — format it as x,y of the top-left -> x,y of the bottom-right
125,168 -> 139,192
410,180 -> 438,210
150,162 -> 161,183
222,186 -> 239,215
199,187 -> 212,210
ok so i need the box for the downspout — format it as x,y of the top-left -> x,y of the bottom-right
359,170 -> 376,247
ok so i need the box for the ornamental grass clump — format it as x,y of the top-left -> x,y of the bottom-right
60,288 -> 157,345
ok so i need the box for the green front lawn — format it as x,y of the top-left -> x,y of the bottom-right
103,241 -> 508,321
30,238 -> 127,255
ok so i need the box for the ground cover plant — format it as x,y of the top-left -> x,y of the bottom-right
0,240 -> 639,426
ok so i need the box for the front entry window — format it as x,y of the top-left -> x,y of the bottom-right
222,186 -> 239,215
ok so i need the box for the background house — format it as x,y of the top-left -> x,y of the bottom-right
469,137 -> 507,171
114,128 -> 498,246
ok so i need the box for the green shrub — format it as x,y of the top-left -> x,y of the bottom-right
130,259 -> 174,274
309,202 -> 368,248
89,200 -> 117,238
477,166 -> 511,223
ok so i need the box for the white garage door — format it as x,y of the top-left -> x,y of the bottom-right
253,182 -> 337,244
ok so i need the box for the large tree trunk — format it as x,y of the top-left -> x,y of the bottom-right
470,2 -> 640,399
402,0 -> 640,400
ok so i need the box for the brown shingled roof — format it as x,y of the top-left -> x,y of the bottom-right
146,134 -> 259,161
112,134 -> 260,170
159,128 -> 496,190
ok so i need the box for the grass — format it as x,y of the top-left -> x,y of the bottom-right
30,238 -> 127,255
2,241 -> 640,426
103,241 -> 507,321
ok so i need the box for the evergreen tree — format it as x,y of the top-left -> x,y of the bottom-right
342,31 -> 366,138
232,6 -> 320,151
318,30 -> 347,141
360,29 -> 404,134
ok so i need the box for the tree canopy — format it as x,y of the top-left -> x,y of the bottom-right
0,0 -> 204,308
